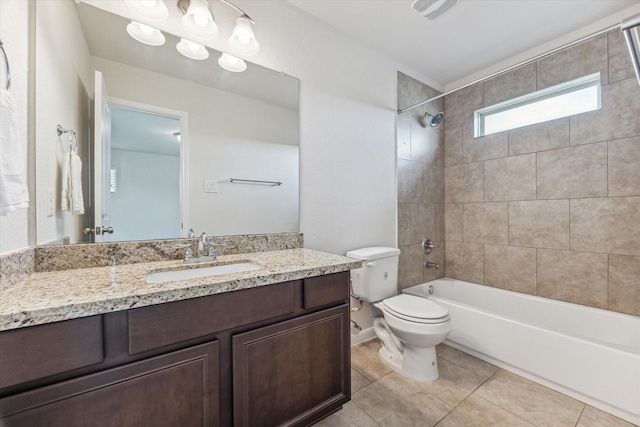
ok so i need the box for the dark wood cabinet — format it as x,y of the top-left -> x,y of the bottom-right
0,271 -> 350,427
233,305 -> 350,427
0,342 -> 219,427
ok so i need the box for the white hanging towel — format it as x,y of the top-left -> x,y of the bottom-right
0,90 -> 29,215
60,150 -> 85,215
69,151 -> 84,215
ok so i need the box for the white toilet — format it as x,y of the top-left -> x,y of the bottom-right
347,247 -> 451,381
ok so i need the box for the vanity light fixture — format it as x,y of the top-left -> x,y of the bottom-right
176,38 -> 209,60
125,0 -> 169,21
180,0 -> 219,40
177,0 -> 259,55
126,21 -> 166,46
218,53 -> 247,72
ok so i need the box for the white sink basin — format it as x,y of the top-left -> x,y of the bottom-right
147,262 -> 263,284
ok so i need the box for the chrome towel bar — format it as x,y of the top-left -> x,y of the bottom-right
230,178 -> 282,186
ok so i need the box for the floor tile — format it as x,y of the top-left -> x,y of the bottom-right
415,357 -> 487,406
313,401 -> 380,427
436,344 -> 499,379
435,394 -> 535,427
475,370 -> 584,427
353,371 -> 452,427
351,368 -> 370,393
351,340 -> 393,382
576,405 -> 637,427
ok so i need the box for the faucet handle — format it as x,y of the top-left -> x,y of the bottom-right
187,228 -> 195,238
184,247 -> 194,262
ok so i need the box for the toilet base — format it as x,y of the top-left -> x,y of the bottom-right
378,344 -> 440,382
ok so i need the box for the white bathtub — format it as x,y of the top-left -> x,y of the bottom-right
403,278 -> 640,425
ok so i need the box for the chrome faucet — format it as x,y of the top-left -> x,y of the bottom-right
425,261 -> 440,270
197,232 -> 209,258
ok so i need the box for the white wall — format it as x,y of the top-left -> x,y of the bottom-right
0,0 -> 30,254
93,56 -> 299,237
189,137 -> 299,236
34,0 -> 91,245
110,149 -> 181,241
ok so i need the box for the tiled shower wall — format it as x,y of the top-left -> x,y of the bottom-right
443,30 -> 640,316
397,73 -> 445,290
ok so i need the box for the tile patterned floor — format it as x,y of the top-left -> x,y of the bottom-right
314,340 -> 637,427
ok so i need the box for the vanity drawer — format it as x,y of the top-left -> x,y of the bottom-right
0,316 -> 104,389
303,272 -> 349,309
128,281 -> 296,354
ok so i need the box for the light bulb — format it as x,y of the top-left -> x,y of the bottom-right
127,21 -> 165,46
238,33 -> 250,45
229,17 -> 259,55
176,38 -> 209,60
218,53 -> 246,72
139,23 -> 155,35
193,13 -> 209,28
125,0 -> 168,21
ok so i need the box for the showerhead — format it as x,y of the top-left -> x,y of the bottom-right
425,112 -> 444,127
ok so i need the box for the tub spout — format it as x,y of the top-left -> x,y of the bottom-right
425,261 -> 439,270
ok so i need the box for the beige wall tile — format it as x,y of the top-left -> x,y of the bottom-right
398,71 -> 440,123
444,126 -> 463,166
608,136 -> 640,197
508,118 -> 569,156
398,203 -> 434,246
608,255 -> 640,316
398,244 -> 424,290
484,62 -> 537,106
423,164 -> 445,203
509,200 -> 570,249
484,154 -> 536,202
445,203 -> 463,242
433,203 -> 445,242
410,120 -> 443,166
463,125 -> 508,163
463,203 -> 508,245
536,249 -> 608,308
537,34 -> 608,89
608,30 -> 636,84
484,245 -> 536,294
570,78 -> 640,145
445,241 -> 484,284
445,162 -> 483,204
536,142 -> 607,199
398,159 -> 422,202
397,115 -> 411,160
570,197 -> 640,256
444,83 -> 483,130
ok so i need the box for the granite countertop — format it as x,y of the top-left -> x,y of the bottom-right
0,249 -> 362,332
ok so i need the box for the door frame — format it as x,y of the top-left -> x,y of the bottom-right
108,97 -> 190,237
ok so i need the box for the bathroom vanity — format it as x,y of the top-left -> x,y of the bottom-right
0,249 -> 360,426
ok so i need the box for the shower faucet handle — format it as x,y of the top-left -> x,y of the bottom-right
422,238 -> 438,254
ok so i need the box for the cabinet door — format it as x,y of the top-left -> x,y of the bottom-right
233,305 -> 350,427
0,341 -> 219,427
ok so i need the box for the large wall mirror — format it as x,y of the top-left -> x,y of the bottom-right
35,0 -> 299,245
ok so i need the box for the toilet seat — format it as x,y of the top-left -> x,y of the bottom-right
382,294 -> 449,324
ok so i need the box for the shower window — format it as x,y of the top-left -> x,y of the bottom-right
474,73 -> 601,137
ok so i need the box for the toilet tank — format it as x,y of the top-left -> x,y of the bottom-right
346,247 -> 401,303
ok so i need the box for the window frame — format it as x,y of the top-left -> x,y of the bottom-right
474,73 -> 602,138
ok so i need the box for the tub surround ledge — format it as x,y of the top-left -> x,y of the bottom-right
0,248 -> 361,332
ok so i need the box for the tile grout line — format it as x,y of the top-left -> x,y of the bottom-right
472,394 -> 537,427
574,405 -> 587,427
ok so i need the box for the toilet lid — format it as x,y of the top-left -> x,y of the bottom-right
383,294 -> 449,322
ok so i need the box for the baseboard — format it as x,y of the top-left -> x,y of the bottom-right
350,327 -> 376,346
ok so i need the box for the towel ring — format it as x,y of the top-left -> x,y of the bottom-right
0,40 -> 11,91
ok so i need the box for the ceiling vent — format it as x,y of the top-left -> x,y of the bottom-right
411,0 -> 459,20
